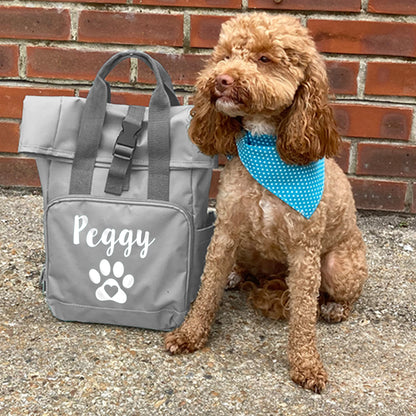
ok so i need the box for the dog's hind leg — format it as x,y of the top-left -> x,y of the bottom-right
320,230 -> 368,323
165,222 -> 237,354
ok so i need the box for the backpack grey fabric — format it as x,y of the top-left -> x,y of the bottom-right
19,51 -> 216,331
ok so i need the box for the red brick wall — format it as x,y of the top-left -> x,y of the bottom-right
1,0 -> 415,213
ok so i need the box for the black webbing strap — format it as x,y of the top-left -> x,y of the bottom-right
104,106 -> 146,195
69,51 -> 175,199
69,81 -> 108,195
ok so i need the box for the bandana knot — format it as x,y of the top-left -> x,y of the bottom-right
236,131 -> 325,219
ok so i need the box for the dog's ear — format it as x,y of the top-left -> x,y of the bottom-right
188,81 -> 240,156
277,55 -> 340,165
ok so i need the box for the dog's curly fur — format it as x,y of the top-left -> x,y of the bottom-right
165,13 -> 368,393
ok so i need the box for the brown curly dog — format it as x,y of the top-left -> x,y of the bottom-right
165,13 -> 368,393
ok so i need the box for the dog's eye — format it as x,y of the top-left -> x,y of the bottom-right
259,56 -> 271,63
224,55 -> 230,60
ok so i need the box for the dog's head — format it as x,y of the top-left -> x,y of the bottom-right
189,13 -> 340,165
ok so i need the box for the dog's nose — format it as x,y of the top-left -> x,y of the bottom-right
215,74 -> 234,92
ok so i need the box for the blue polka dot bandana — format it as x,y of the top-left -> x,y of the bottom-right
236,131 -> 325,219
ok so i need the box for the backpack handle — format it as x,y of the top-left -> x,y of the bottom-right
69,51 -> 175,201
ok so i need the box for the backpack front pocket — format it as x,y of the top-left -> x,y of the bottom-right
44,196 -> 194,330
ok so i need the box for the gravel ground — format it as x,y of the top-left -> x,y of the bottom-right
1,187 -> 415,415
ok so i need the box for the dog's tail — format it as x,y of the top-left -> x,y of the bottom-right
241,273 -> 331,320
241,273 -> 290,320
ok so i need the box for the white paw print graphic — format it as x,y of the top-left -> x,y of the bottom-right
89,259 -> 134,304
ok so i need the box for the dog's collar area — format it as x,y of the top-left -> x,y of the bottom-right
243,131 -> 277,146
236,130 -> 325,219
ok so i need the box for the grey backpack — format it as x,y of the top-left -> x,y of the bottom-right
19,51 -> 216,331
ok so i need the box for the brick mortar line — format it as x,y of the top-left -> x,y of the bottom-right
361,95 -> 416,106
0,39 -> 211,57
346,172 -> 414,183
405,186 -> 413,211
11,40 -> 186,55
334,95 -> 416,106
179,10 -> 416,22
57,78 -> 193,91
183,12 -> 191,52
70,9 -> 79,42
0,153 -> 33,159
324,55 -> 416,64
331,93 -> 416,106
0,80 -> 80,89
0,117 -> 21,123
410,108 -> 416,144
17,44 -> 26,79
0,2 -> 242,15
298,14 -> 307,26
305,13 -> 416,23
361,0 -> 369,13
129,58 -> 138,84
357,59 -> 367,100
0,79 -> 196,97
334,98 -> 416,109
0,73 -> 194,86
0,2 -> 104,13
348,139 -> 358,175
342,137 -> 416,146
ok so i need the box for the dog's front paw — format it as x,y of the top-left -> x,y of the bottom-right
290,363 -> 328,393
165,328 -> 207,355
